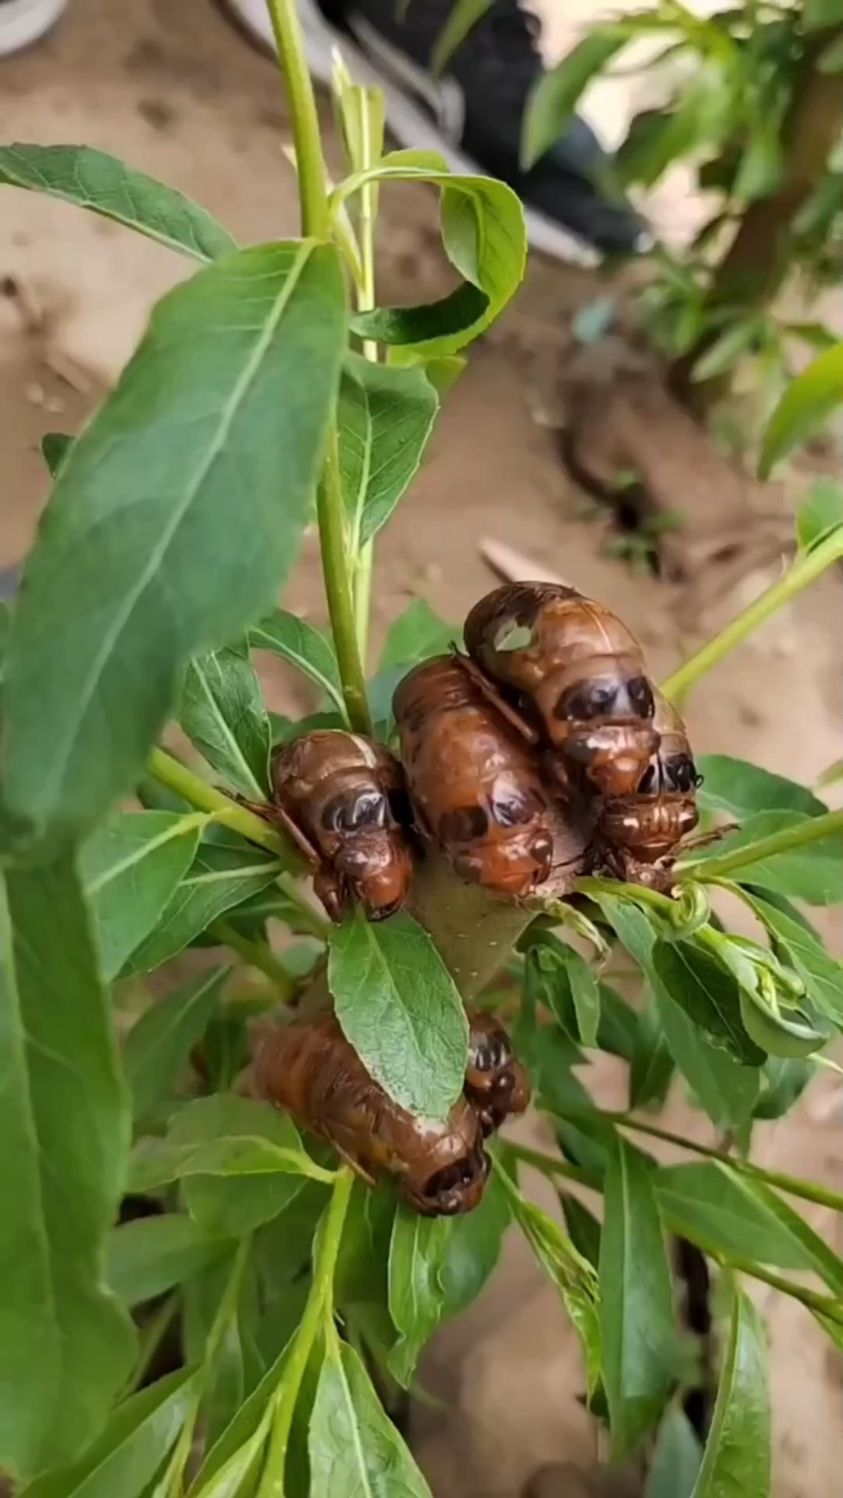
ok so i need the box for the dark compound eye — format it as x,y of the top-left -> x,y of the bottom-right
627,676 -> 655,717
322,790 -> 386,831
555,679 -> 618,721
439,805 -> 489,842
490,789 -> 542,827
665,755 -> 699,793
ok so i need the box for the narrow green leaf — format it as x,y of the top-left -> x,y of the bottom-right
496,1165 -> 601,1392
124,824 -> 282,974
187,1343 -> 286,1496
20,1369 -> 199,1498
131,1095 -> 323,1234
760,343 -> 843,475
691,321 -> 761,383
652,940 -> 764,1066
107,1214 -> 230,1307
691,1290 -> 770,1498
697,756 -> 826,820
2,240 -> 346,849
753,1055 -> 813,1120
530,939 -> 601,1047
439,1171 -> 510,1318
338,353 -> 438,547
600,1139 -> 675,1460
797,479 -> 843,551
646,1404 -> 702,1498
180,644 -> 272,798
431,0 -> 491,73
309,1338 -> 433,1497
0,143 -> 236,260
629,996 -> 674,1110
42,431 -> 72,476
522,31 -> 629,169
328,908 -> 468,1118
655,1162 -> 843,1287
124,967 -> 228,1118
388,1209 -> 450,1386
250,607 -> 346,716
690,811 -> 843,904
746,892 -> 843,1019
733,124 -> 783,202
344,154 -> 526,356
378,600 -> 458,678
655,986 -> 760,1129
80,810 -> 201,979
0,854 -> 135,1479
559,1193 -> 601,1269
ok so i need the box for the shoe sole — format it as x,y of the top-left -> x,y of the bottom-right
0,0 -> 67,55
220,0 -> 601,266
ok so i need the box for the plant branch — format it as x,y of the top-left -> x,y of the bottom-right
678,807 -> 843,881
265,0 -> 329,237
709,1251 -> 843,1323
148,748 -> 290,858
211,921 -> 297,998
258,1166 -> 354,1497
661,527 -> 843,701
317,437 -> 373,734
505,1141 -> 594,1189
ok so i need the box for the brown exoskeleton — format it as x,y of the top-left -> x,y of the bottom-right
595,689 -> 703,889
465,1009 -> 531,1136
269,730 -> 414,921
394,655 -> 554,899
463,582 -> 659,800
252,1013 -> 489,1216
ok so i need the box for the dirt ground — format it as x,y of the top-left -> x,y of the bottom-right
1,1 -> 841,1493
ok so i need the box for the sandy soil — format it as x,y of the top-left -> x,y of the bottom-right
1,1 -> 841,1493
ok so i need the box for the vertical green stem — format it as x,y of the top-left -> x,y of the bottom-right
352,98 -> 380,663
257,1166 -> 354,1498
265,0 -> 372,734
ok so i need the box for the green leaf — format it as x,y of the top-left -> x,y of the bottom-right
691,811 -> 843,904
733,124 -> 783,202
338,353 -> 438,548
379,600 -> 459,673
124,824 -> 282,974
0,143 -> 236,260
124,967 -> 227,1118
522,30 -> 629,169
496,1165 -> 601,1392
596,982 -> 638,1062
691,1290 -> 770,1498
0,854 -> 135,1479
42,431 -> 72,476
309,1338 -> 433,1497
431,0 -> 491,73
654,986 -> 760,1129
600,1139 -> 675,1460
697,755 -> 826,820
388,1209 -> 450,1386
629,997 -> 675,1111
2,240 -> 346,850
691,321 -> 762,383
559,1193 -> 602,1269
655,1162 -> 843,1287
753,1055 -> 813,1119
646,1404 -> 702,1498
328,908 -> 468,1118
745,892 -> 843,1019
804,0 -> 843,29
180,644 -> 272,798
80,810 -> 202,979
250,607 -> 346,716
760,343 -> 843,475
652,940 -> 764,1066
345,153 -> 526,356
187,1340 -> 291,1496
439,1171 -> 510,1318
617,76 -> 734,189
19,1369 -> 199,1498
797,479 -> 843,551
107,1214 -> 230,1307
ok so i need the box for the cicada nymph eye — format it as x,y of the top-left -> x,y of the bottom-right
270,730 -> 414,920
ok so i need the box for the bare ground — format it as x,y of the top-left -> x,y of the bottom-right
1,1 -> 841,1492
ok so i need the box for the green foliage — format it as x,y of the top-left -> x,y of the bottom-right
3,8 -> 843,1493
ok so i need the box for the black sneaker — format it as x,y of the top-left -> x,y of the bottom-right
223,0 -> 651,265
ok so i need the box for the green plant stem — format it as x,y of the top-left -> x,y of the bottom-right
318,436 -> 373,734
661,528 -> 843,701
505,1141 -> 593,1189
574,875 -> 675,916
604,1111 -> 843,1215
264,0 -> 329,238
258,1166 -> 354,1498
679,807 -> 843,881
125,1293 -> 180,1397
211,920 -> 296,999
708,1251 -> 843,1323
351,95 -> 379,663
148,748 -> 290,858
